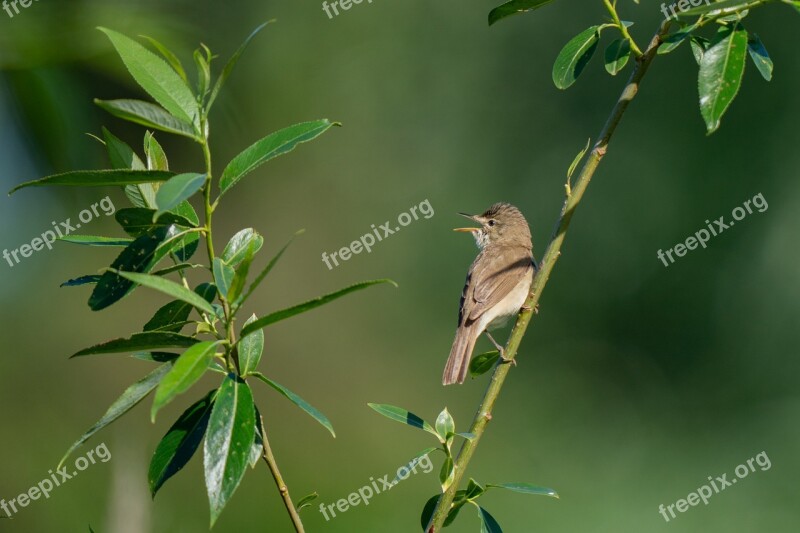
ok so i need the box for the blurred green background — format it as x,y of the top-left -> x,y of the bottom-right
1,1 -> 799,532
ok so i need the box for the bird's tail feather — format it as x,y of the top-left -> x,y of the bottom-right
443,325 -> 478,385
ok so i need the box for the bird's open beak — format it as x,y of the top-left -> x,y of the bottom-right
454,212 -> 480,232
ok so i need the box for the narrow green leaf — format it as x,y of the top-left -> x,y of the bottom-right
553,26 -> 601,90
89,225 -> 180,310
72,332 -> 198,357
251,372 -> 335,437
698,24 -> 748,134
98,28 -> 199,126
9,169 -> 173,195
248,410 -> 265,468
567,138 -> 591,180
193,48 -> 211,101
204,375 -> 256,526
488,0 -> 556,26
238,315 -> 263,375
222,228 -> 264,267
114,270 -> 216,315
58,235 -> 134,247
151,341 -> 221,421
208,21 -> 273,109
658,25 -> 695,55
102,127 -> 146,170
140,35 -> 189,83
153,173 -> 205,220
99,127 -> 156,208
240,279 -> 397,339
604,38 -> 631,75
466,478 -> 486,500
61,275 -> 101,288
420,495 -> 441,531
59,363 -> 172,468
239,229 -> 304,306
440,455 -> 455,492
229,239 -> 256,303
747,33 -> 773,81
144,131 -> 169,171
435,408 -> 455,442
133,352 -> 180,363
115,207 -> 196,237
218,120 -> 338,197
212,258 -> 235,299
95,99 -> 199,140
478,506 -> 503,533
367,403 -> 441,441
469,350 -> 501,378
143,283 -> 217,332
680,0 -> 763,18
486,482 -> 559,498
296,492 -> 319,512
170,201 -> 201,262
457,432 -> 477,441
690,35 -> 711,65
150,263 -> 204,277
149,389 -> 215,496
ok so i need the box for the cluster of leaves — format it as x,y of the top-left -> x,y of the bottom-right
368,404 -> 557,531
10,24 -> 394,527
487,0 -> 795,134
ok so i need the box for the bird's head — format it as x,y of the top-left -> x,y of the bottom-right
454,202 -> 532,249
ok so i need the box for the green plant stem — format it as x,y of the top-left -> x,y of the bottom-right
259,413 -> 306,533
425,22 -> 671,533
201,139 -> 217,265
604,0 -> 643,57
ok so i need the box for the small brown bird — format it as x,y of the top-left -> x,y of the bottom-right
443,203 -> 536,385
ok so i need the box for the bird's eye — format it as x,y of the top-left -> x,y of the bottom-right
488,219 -> 496,227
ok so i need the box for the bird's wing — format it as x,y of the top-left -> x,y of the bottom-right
466,246 -> 533,323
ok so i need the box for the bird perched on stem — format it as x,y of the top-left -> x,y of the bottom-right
443,203 -> 536,385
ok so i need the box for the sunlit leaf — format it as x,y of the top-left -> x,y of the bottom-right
218,120 -> 338,197
204,374 -> 256,526
207,22 -> 273,109
553,26 -> 601,90
95,99 -> 199,140
699,24 -> 748,133
72,331 -> 198,357
9,170 -> 173,195
151,341 -> 222,421
114,270 -> 216,315
240,279 -> 396,339
59,363 -> 172,467
153,173 -> 205,220
251,372 -> 335,437
98,27 -> 199,126
488,0 -> 556,26
367,403 -> 441,441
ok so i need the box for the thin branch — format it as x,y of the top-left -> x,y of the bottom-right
603,0 -> 643,57
259,414 -> 306,533
425,21 -> 672,532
